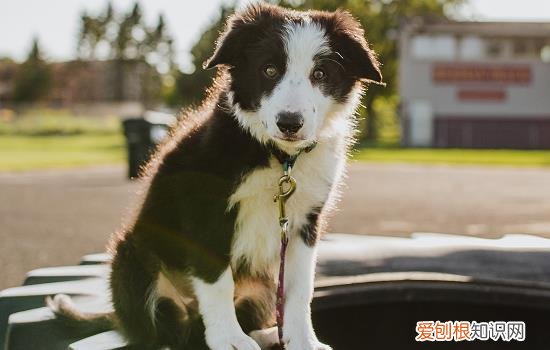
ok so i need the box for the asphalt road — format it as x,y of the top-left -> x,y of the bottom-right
1,163 -> 549,289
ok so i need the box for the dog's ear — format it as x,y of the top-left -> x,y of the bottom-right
326,10 -> 384,84
203,17 -> 248,69
204,4 -> 280,70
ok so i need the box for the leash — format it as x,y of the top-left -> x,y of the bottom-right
272,142 -> 316,348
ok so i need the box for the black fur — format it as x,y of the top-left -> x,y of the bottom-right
110,98 -> 272,349
206,4 -> 382,110
134,102 -> 271,283
300,206 -> 324,247
205,5 -> 288,111
104,3 -> 382,349
48,4 -> 382,349
312,9 -> 382,84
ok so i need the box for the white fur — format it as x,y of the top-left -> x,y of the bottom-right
229,19 -> 361,275
46,294 -> 75,314
234,20 -> 337,154
192,268 -> 260,350
145,279 -> 159,327
227,20 -> 363,349
142,21 -> 363,349
191,19 -> 365,350
228,142 -> 342,349
283,240 -> 331,350
249,327 -> 279,349
229,136 -> 347,275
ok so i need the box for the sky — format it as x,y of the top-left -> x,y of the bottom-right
1,0 -> 550,70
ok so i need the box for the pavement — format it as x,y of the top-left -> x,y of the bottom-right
1,162 -> 549,289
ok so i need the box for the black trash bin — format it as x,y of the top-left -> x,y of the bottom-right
122,112 -> 175,179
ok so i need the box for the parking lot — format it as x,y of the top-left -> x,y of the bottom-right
1,162 -> 549,289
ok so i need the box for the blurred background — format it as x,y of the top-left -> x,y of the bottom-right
1,0 -> 549,289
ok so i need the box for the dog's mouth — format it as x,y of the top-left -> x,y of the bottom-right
274,131 -> 309,143
273,135 -> 315,155
276,135 -> 304,142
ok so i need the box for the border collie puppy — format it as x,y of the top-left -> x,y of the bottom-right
49,3 -> 381,350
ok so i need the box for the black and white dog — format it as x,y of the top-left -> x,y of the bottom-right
49,3 -> 382,349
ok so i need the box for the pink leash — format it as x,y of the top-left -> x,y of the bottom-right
274,171 -> 296,349
276,231 -> 289,347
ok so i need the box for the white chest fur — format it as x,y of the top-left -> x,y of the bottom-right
228,138 -> 346,276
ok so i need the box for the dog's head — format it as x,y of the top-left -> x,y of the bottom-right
205,3 -> 382,152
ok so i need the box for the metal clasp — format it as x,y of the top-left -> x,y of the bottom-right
274,174 -> 297,232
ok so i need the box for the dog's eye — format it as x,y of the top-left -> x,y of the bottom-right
263,64 -> 279,79
312,68 -> 326,81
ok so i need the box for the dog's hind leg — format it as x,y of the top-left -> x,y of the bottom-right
111,239 -> 205,349
110,238 -> 163,349
153,297 -> 209,350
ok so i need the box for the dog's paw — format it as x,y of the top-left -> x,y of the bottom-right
207,331 -> 261,350
249,327 -> 278,349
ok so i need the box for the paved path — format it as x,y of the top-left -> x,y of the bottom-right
1,163 -> 549,289
331,162 -> 550,237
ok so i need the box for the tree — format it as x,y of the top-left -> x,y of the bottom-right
145,14 -> 176,74
76,2 -> 175,73
169,5 -> 235,107
77,3 -> 113,59
76,2 -> 175,103
13,38 -> 52,102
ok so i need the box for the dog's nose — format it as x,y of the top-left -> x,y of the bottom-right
276,112 -> 304,134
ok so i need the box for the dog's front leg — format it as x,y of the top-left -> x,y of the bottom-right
282,239 -> 331,350
192,267 -> 260,350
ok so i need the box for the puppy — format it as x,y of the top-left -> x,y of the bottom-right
50,3 -> 382,349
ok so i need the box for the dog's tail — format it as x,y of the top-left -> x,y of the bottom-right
46,294 -> 115,335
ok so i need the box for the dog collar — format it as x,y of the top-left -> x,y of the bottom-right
270,141 -> 317,173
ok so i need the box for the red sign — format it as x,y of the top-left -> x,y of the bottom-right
433,64 -> 531,84
457,90 -> 506,101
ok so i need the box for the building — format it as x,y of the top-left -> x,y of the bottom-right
0,59 -> 161,113
49,59 -> 161,106
399,19 -> 550,149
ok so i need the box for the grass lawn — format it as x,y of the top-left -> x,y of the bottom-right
1,111 -> 549,171
0,134 -> 126,171
354,146 -> 550,168
2,134 -> 549,172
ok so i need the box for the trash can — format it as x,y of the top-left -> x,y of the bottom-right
122,111 -> 176,179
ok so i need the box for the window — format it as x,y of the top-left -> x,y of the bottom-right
459,36 -> 485,60
411,35 -> 456,60
513,39 -> 529,56
486,39 -> 505,58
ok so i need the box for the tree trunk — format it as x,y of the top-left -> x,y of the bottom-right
364,98 -> 377,142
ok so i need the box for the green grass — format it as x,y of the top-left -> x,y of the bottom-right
0,134 -> 126,171
354,146 -> 550,167
354,97 -> 550,168
0,111 -> 126,171
0,112 -> 121,136
2,133 -> 549,172
1,110 -> 549,171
